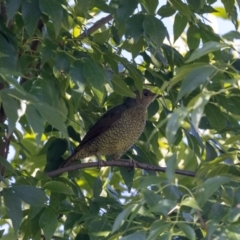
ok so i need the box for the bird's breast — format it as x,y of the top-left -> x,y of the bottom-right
84,107 -> 147,156
112,107 -> 146,145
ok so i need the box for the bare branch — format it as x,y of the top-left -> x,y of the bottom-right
46,159 -> 196,178
80,14 -> 113,39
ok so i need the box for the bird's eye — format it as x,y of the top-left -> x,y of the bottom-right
144,92 -> 148,96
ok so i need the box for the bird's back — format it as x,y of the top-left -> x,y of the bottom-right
76,105 -> 146,159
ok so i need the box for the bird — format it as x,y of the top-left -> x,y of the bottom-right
59,89 -> 158,168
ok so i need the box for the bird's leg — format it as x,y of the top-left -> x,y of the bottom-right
128,159 -> 139,169
96,154 -> 105,170
112,153 -> 139,170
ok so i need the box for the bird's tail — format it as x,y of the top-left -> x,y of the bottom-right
58,152 -> 79,169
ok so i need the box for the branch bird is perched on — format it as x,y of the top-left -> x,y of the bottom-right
60,89 -> 158,168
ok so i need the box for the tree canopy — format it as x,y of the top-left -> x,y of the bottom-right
1,0 -> 240,239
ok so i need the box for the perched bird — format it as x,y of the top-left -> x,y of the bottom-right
60,89 -> 158,168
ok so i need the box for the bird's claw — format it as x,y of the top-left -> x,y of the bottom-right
97,159 -> 105,170
128,159 -> 139,171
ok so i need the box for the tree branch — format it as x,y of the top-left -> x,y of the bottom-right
80,14 -> 113,39
0,82 -> 7,176
46,159 -> 196,178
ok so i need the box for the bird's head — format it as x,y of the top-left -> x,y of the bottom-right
134,89 -> 159,109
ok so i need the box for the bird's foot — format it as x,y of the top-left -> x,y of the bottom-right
95,155 -> 105,170
97,159 -> 105,170
128,159 -> 139,170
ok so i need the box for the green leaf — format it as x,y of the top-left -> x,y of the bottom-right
47,138 -> 68,162
143,15 -> 166,48
142,0 -> 158,15
187,25 -> 201,50
225,135 -> 240,145
162,44 -> 184,67
39,0 -> 63,36
147,220 -> 171,240
157,3 -> 176,18
166,107 -> 188,145
112,205 -> 135,233
166,153 -> 177,182
70,60 -> 86,91
177,65 -> 217,100
121,231 -> 146,240
0,229 -> 4,238
177,223 -> 196,240
228,207 -> 240,222
119,58 -> 143,92
125,14 -> 145,42
221,0 -> 234,14
3,188 -> 22,233
149,199 -> 176,216
39,208 -> 58,240
120,166 -> 134,192
25,104 -> 44,135
131,37 -> 144,59
12,185 -> 47,206
169,0 -> 192,20
173,13 -> 188,42
6,0 -> 22,22
0,33 -> 18,70
147,99 -> 159,118
137,176 -> 165,190
188,93 -> 211,129
150,48 -> 168,68
88,218 -> 111,238
199,23 -> 221,43
197,176 -> 231,206
34,102 -> 68,137
143,189 -> 161,206
181,197 -> 201,211
184,131 -> 202,157
41,39 -> 57,66
74,0 -> 91,16
22,0 -> 41,36
206,141 -> 218,161
112,74 -> 135,97
116,0 -> 138,26
186,41 -> 230,63
43,181 -> 74,195
30,79 -> 56,106
187,0 -> 203,10
93,29 -> 111,44
93,177 -> 102,197
0,156 -> 16,174
1,89 -> 21,135
169,62 -> 207,88
53,52 -> 71,76
205,103 -> 226,130
83,58 -> 107,105
218,96 -> 240,115
222,31 -> 240,41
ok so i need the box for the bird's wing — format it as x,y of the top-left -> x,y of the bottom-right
74,103 -> 128,151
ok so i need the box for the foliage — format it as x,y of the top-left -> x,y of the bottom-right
0,0 -> 240,239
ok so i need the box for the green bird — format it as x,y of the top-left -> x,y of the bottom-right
60,89 -> 158,168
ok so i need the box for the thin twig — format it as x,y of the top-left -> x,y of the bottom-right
79,14 -> 113,39
197,210 -> 208,232
46,159 -> 196,177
